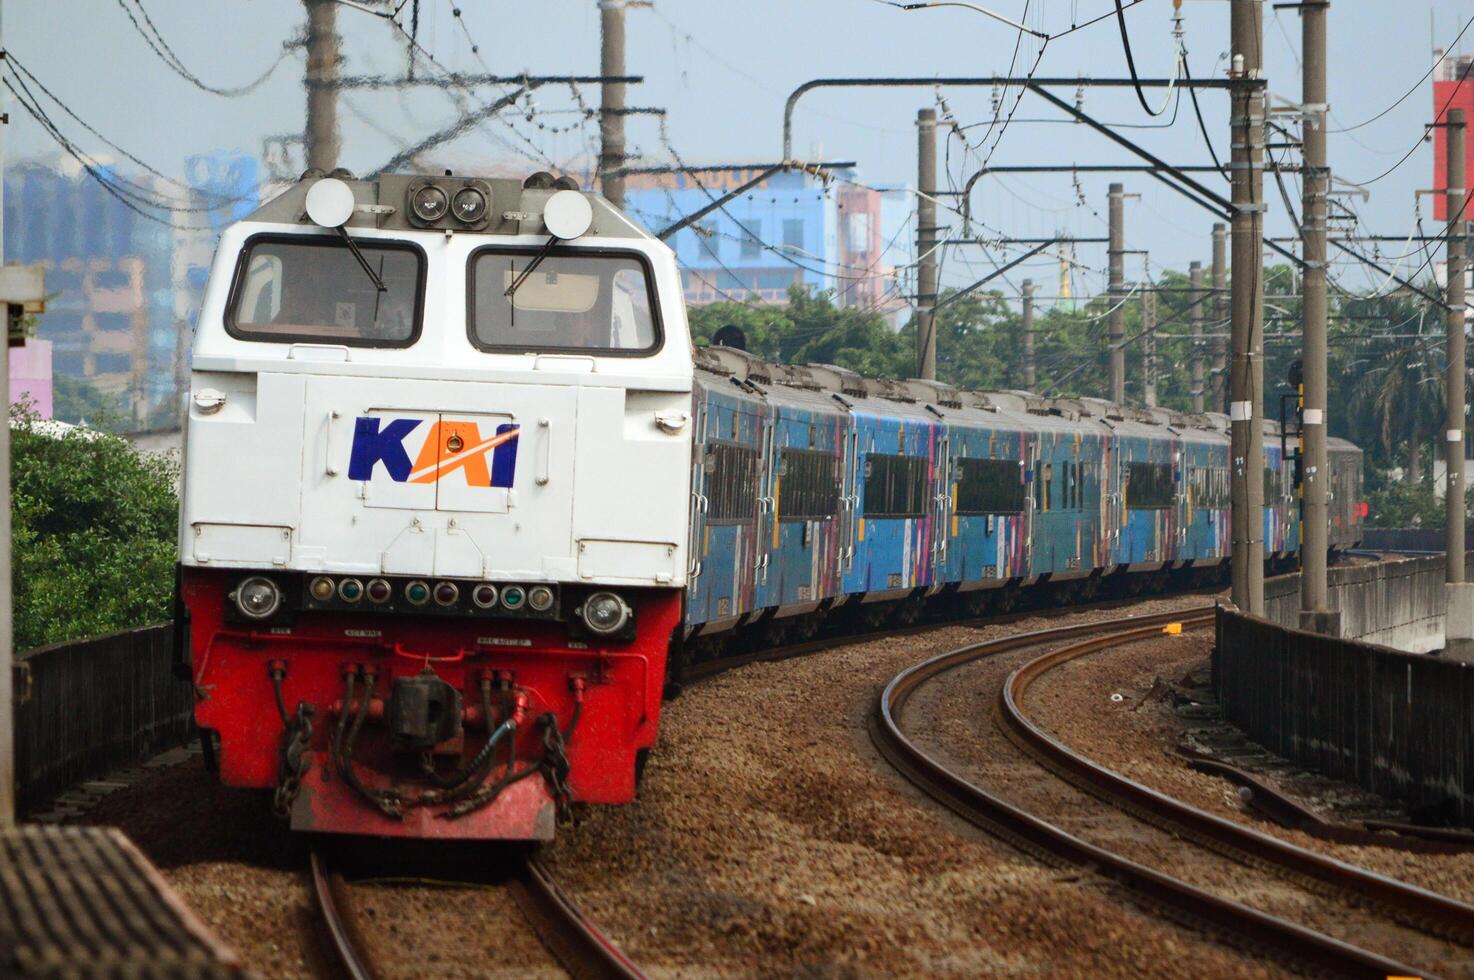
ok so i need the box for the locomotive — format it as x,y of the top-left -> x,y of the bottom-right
175,171 -> 1364,841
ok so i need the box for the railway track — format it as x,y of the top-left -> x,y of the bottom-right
309,849 -> 645,980
872,608 -> 1474,978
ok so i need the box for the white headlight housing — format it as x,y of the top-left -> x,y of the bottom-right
233,576 -> 283,620
581,591 -> 631,635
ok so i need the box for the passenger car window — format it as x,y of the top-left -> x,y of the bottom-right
227,236 -> 422,347
469,249 -> 659,354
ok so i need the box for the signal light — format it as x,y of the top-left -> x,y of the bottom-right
501,585 -> 526,610
434,582 -> 460,607
528,586 -> 554,612
366,578 -> 392,603
405,581 -> 430,606
309,576 -> 335,602
338,578 -> 364,603
472,584 -> 499,609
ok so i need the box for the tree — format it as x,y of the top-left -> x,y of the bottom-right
11,407 -> 179,650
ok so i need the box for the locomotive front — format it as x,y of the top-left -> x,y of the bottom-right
177,172 -> 693,839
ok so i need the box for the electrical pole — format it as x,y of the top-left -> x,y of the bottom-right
1445,108 -> 1473,646
1189,260 -> 1205,414
599,0 -> 628,209
1212,222 -> 1228,412
1299,0 -> 1337,635
917,108 -> 938,380
1230,0 -> 1266,614
1022,278 -> 1036,389
303,0 -> 340,172
1142,288 -> 1157,407
1108,183 -> 1126,403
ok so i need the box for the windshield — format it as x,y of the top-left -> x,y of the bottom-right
227,236 -> 423,347
469,248 -> 659,354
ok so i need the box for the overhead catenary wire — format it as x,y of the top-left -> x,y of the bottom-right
113,0 -> 294,98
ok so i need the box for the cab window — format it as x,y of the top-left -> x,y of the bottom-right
468,247 -> 660,354
226,235 -> 423,347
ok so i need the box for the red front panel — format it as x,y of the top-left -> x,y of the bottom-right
183,568 -> 678,840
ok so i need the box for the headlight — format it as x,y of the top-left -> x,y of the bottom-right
528,586 -> 554,611
233,576 -> 283,620
580,591 -> 630,635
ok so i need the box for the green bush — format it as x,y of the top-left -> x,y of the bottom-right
11,407 -> 178,650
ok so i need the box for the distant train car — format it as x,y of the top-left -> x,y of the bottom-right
177,172 -> 1364,842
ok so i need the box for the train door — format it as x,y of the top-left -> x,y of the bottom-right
687,394 -> 709,587
754,408 -> 778,591
931,430 -> 952,574
840,423 -> 861,576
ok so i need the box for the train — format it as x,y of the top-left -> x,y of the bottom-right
174,170 -> 1364,841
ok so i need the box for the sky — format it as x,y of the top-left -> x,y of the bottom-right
3,0 -> 1471,309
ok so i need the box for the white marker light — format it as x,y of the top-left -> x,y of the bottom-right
305,177 -> 356,229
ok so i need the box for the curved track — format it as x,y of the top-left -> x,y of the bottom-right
310,849 -> 645,980
871,608 -> 1474,978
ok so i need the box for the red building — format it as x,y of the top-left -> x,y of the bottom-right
1432,52 -> 1474,220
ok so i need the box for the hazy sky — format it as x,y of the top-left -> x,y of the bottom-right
4,0 -> 1471,304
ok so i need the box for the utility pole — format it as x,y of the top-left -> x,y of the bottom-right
303,0 -> 340,172
0,0 -> 10,830
1212,222 -> 1228,412
1189,260 -> 1205,414
1108,183 -> 1126,403
1142,288 -> 1157,407
599,0 -> 628,209
917,108 -> 938,380
1444,109 -> 1473,647
1022,279 -> 1036,390
1230,0 -> 1266,614
1299,0 -> 1338,635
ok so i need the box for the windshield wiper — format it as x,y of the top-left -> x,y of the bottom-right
337,226 -> 387,293
504,235 -> 559,299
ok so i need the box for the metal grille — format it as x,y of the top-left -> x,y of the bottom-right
863,453 -> 929,518
706,441 -> 760,523
777,448 -> 840,520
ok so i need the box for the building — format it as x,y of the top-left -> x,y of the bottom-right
622,166 -> 913,324
3,153 -> 258,428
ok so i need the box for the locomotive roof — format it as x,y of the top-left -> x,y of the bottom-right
244,171 -> 655,240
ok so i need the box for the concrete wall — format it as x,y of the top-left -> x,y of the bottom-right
1263,554 -> 1459,653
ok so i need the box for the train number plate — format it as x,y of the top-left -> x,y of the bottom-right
887,573 -> 903,588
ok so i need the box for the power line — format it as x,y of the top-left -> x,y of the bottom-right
1331,11 -> 1474,133
1113,0 -> 1163,117
113,0 -> 294,98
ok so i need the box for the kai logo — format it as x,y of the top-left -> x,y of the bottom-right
348,417 -> 520,487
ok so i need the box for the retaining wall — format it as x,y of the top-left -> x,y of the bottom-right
1263,553 -> 1459,652
1216,607 -> 1474,825
13,624 -> 190,811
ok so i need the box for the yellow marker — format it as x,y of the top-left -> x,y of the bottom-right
1163,622 -> 1183,635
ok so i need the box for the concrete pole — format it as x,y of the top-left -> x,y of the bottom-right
1189,261 -> 1205,414
916,109 -> 938,380
1445,110 -> 1474,644
598,0 -> 628,209
1230,0 -> 1267,614
1299,0 -> 1338,635
0,0 -> 12,830
1022,279 -> 1036,390
1108,183 -> 1126,403
303,0 -> 340,172
1142,289 -> 1157,408
1212,223 -> 1229,412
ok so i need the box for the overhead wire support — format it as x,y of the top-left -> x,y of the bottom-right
330,72 -> 642,91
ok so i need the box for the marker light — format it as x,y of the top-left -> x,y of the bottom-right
338,578 -> 364,603
234,576 -> 283,620
581,591 -> 631,635
366,579 -> 392,604
528,586 -> 554,612
433,582 -> 460,607
309,576 -> 335,602
501,586 -> 526,610
472,584 -> 499,609
405,581 -> 431,606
